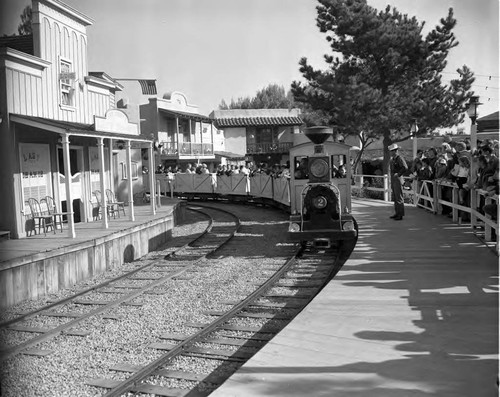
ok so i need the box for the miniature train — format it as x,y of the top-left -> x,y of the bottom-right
287,126 -> 358,248
160,126 -> 358,249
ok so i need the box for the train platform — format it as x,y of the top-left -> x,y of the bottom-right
210,197 -> 499,397
0,198 -> 183,307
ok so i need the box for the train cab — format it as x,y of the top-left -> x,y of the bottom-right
288,126 -> 358,248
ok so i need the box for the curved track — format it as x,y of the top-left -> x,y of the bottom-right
83,222 -> 352,397
0,206 -> 240,362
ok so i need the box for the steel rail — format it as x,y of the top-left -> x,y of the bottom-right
102,247 -> 308,397
0,207 -> 241,362
0,207 -> 214,329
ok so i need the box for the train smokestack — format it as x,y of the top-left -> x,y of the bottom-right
304,126 -> 333,154
304,126 -> 333,144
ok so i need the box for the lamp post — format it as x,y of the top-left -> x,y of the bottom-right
410,119 -> 418,159
466,95 -> 481,152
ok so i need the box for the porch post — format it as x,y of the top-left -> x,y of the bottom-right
98,137 -> 108,229
109,138 -> 114,192
149,142 -> 156,215
211,123 -> 214,155
175,116 -> 180,155
126,140 -> 135,221
189,119 -> 193,161
61,134 -> 75,238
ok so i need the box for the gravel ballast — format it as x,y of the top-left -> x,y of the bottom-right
0,203 -> 296,397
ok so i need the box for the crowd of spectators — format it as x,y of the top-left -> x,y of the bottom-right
155,161 -> 293,179
407,136 -> 499,220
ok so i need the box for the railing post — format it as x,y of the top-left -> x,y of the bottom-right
470,189 -> 478,229
452,185 -> 459,223
156,180 -> 161,208
436,181 -> 442,213
432,180 -> 438,214
412,179 -> 418,207
383,174 -> 389,202
484,195 -> 492,241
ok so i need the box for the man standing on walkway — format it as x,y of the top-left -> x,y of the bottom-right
389,143 -> 408,220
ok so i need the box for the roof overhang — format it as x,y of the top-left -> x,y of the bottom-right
10,114 -> 152,143
159,108 -> 212,123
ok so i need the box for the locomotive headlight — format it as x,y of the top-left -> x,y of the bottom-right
289,222 -> 301,232
312,195 -> 328,209
309,158 -> 329,179
342,221 -> 355,231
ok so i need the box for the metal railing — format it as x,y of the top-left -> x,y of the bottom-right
246,142 -> 293,154
159,142 -> 214,157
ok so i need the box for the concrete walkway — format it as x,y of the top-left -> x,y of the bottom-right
210,198 -> 499,397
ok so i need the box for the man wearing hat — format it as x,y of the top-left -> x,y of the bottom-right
388,143 -> 408,220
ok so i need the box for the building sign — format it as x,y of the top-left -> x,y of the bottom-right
19,143 -> 52,202
59,72 -> 76,80
89,147 -> 101,193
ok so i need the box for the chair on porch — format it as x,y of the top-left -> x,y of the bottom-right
24,201 -> 36,236
90,193 -> 101,221
106,189 -> 126,217
27,198 -> 55,236
43,196 -> 69,232
93,190 -> 118,219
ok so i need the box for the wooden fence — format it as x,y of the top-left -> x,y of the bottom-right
353,174 -> 498,254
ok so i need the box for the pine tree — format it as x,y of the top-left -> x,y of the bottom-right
18,6 -> 32,35
292,0 -> 474,172
218,83 -> 296,110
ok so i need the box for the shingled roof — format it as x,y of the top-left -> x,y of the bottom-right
214,116 -> 303,128
210,108 -> 303,128
477,111 -> 499,132
0,34 -> 34,55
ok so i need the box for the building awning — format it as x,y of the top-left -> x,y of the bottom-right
214,116 -> 303,128
10,114 -> 152,143
159,108 -> 212,123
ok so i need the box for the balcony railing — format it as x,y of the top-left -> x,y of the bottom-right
159,142 -> 213,157
246,142 -> 293,154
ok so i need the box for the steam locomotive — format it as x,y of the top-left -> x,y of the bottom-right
287,126 -> 358,248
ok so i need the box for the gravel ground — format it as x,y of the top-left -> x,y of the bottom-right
0,203 -> 295,397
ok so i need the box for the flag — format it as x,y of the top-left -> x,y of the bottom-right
138,79 -> 157,95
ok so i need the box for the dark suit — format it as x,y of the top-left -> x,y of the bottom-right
390,152 -> 408,217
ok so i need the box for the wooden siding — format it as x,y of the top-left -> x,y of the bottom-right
5,68 -> 43,117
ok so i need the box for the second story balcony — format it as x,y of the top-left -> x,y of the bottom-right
159,142 -> 214,158
246,142 -> 293,154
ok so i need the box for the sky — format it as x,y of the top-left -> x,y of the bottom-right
1,0 -> 499,123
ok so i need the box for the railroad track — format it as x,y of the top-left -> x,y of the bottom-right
0,205 -> 240,363
84,238 -> 348,397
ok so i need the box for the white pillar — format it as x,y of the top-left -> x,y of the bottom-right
412,135 -> 418,159
98,137 -> 108,229
126,140 -> 135,221
61,134 -> 75,238
148,143 -> 156,215
109,138 -> 114,192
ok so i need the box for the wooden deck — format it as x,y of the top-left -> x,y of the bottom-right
211,197 -> 498,397
0,198 -> 184,308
